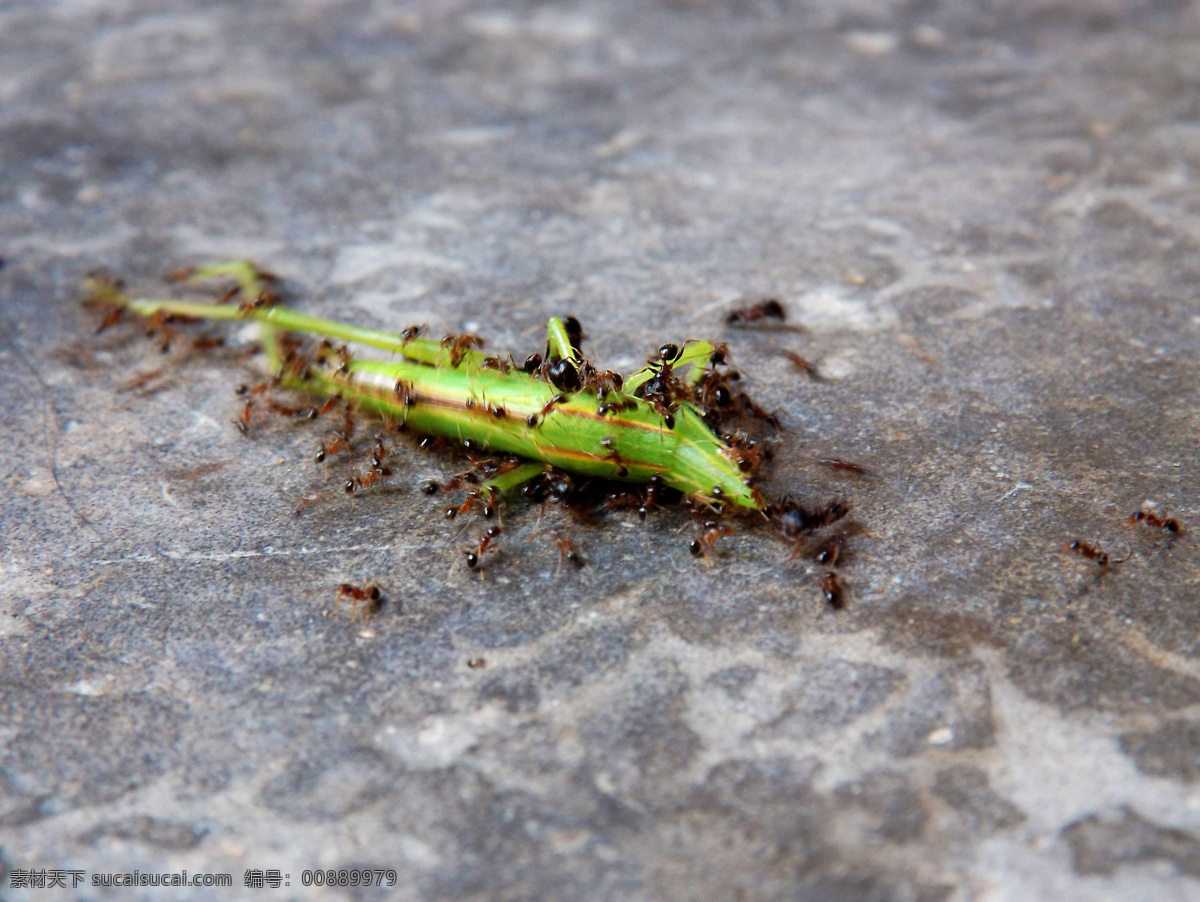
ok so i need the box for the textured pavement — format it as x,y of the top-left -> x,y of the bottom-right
2,1 -> 1200,900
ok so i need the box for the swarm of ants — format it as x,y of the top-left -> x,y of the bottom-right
88,279 -> 869,616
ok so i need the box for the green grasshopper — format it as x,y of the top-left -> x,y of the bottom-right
86,262 -> 768,512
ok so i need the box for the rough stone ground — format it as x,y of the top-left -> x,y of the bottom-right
2,1 -> 1200,900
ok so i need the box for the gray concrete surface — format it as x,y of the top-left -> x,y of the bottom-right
2,1 -> 1200,899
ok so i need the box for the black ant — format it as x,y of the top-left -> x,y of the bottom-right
539,357 -> 581,392
725,299 -> 786,325
563,315 -> 587,356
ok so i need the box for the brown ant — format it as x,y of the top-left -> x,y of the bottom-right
393,379 -> 417,406
306,396 -> 338,420
528,393 -> 569,426
315,341 -> 353,376
817,457 -> 871,478
689,509 -> 735,560
554,534 -> 586,569
724,432 -> 766,475
190,334 -> 225,351
96,306 -> 123,333
268,400 -> 308,417
315,406 -> 357,463
1129,506 -> 1184,535
400,325 -> 424,342
120,367 -> 166,392
820,573 -> 846,610
237,290 -> 277,315
769,497 -> 850,542
442,333 -> 485,367
479,356 -> 513,373
782,350 -> 822,380
599,437 -> 629,477
334,580 -> 385,620
814,534 -> 848,567
82,274 -> 126,332
234,380 -> 272,397
445,485 -> 500,521
581,368 -> 625,400
346,469 -> 387,493
467,657 -> 487,669
465,525 -> 503,570
215,285 -> 240,304
144,309 -> 178,352
639,474 -> 666,519
1063,540 -> 1127,568
725,299 -> 786,325
632,343 -> 692,429
689,524 -> 735,560
233,398 -> 253,436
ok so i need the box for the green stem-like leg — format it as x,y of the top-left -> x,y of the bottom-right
545,316 -> 578,363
